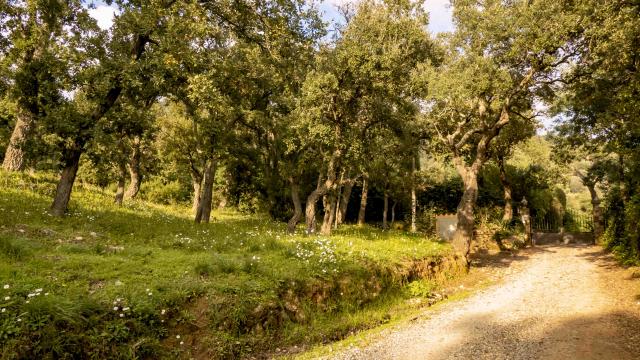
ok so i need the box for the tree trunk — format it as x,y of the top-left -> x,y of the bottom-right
337,181 -> 354,225
114,161 -> 127,205
287,178 -> 303,234
498,155 -> 513,222
382,191 -> 389,230
452,167 -> 479,264
357,174 -> 368,227
391,200 -> 397,229
333,174 -> 343,230
50,149 -> 82,216
124,138 -> 142,200
410,157 -> 417,233
191,173 -> 202,215
2,112 -> 33,171
321,193 -> 337,235
195,158 -> 216,224
305,147 -> 341,234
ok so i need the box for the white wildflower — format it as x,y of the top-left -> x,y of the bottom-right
3,285 -> 8,289
176,335 -> 181,339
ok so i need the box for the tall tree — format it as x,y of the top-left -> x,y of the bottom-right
1,1 -> 102,171
418,0 -> 581,262
301,0 -> 434,235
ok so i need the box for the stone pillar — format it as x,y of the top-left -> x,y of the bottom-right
519,198 -> 532,247
592,199 -> 604,244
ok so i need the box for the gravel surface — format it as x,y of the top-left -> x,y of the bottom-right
326,245 -> 640,360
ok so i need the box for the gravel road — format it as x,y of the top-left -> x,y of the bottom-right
326,245 -> 640,360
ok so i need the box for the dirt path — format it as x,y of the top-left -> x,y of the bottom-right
327,245 -> 640,360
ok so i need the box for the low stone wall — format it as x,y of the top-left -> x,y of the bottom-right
533,232 -> 594,245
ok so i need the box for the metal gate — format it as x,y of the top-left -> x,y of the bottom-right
532,209 -> 594,245
532,209 -> 593,233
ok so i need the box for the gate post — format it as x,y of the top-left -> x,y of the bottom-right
592,198 -> 604,244
520,198 -> 532,247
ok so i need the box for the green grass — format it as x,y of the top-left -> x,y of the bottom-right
0,171 -> 459,359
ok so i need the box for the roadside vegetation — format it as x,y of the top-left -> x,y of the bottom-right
0,171 -> 463,358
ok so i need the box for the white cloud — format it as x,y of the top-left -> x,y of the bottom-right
88,5 -> 117,30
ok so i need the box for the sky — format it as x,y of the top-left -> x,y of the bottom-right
87,1 -> 454,34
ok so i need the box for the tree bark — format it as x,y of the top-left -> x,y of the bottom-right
320,193 -> 337,235
124,138 -> 142,200
50,149 -> 82,216
452,155 -> 482,264
2,112 -> 33,172
357,174 -> 368,227
114,160 -> 127,205
191,171 -> 202,215
391,200 -> 397,229
497,155 -> 513,222
287,178 -> 303,234
305,147 -> 341,234
382,190 -> 389,230
195,158 -> 216,224
410,156 -> 417,233
337,181 -> 354,225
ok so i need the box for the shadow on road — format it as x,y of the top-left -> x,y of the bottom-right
422,310 -> 640,360
470,245 -> 556,269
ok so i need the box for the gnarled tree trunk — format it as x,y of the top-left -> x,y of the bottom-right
320,193 -> 337,235
337,181 -> 354,225
452,161 -> 480,265
305,147 -> 341,234
195,158 -> 216,224
497,155 -> 513,222
124,138 -> 142,200
50,148 -> 82,216
357,174 -> 368,226
2,112 -> 33,172
287,178 -> 303,234
114,161 -> 127,205
191,172 -> 202,215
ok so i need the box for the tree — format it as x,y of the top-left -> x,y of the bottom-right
418,0 -> 581,262
1,1 -> 102,171
300,0 -> 434,235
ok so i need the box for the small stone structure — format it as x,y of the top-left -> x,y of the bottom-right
435,214 -> 457,241
519,198 -> 532,246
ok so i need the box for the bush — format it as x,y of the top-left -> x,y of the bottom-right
140,178 -> 191,205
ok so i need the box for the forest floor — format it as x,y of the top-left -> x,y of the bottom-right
306,244 -> 640,360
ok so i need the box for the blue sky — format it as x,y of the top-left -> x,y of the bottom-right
87,1 -> 454,34
318,0 -> 454,34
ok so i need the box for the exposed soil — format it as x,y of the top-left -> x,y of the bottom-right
325,245 -> 640,360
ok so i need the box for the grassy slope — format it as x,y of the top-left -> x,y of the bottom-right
0,171 -> 456,359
